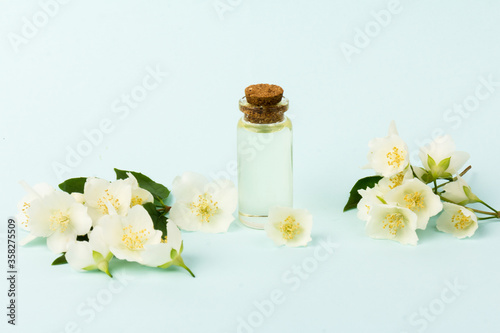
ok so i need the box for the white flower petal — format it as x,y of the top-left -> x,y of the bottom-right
126,205 -> 155,231
98,215 -> 125,248
46,229 -> 77,254
169,202 -> 201,231
88,226 -> 110,257
172,172 -> 208,202
449,151 -> 470,175
199,212 -> 235,233
166,220 -> 182,252
211,179 -> 238,213
66,241 -> 95,270
140,243 -> 173,267
68,203 -> 92,235
19,233 -> 38,246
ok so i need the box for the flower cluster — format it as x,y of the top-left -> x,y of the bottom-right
18,166 -> 314,278
17,169 -> 239,277
345,122 -> 499,245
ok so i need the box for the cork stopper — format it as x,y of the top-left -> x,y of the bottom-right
245,84 -> 283,106
240,84 -> 288,124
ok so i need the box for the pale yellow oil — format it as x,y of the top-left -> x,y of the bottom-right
237,117 -> 293,229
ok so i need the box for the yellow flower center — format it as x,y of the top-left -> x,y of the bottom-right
121,225 -> 150,250
382,213 -> 405,236
161,235 -> 168,244
387,147 -> 405,169
49,211 -> 70,232
130,196 -> 143,208
190,193 -> 219,223
21,202 -> 30,228
389,172 -> 405,189
97,189 -> 121,215
452,210 -> 474,230
279,216 -> 301,240
404,192 -> 425,211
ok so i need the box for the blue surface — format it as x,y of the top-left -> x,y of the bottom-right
1,1 -> 500,332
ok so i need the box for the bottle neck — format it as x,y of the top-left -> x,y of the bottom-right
239,97 -> 289,125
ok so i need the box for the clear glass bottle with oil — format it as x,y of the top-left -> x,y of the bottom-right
237,86 -> 293,229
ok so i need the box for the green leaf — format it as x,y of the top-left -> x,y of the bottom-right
114,168 -> 170,201
143,202 -> 168,237
427,155 -> 437,170
437,157 -> 451,173
421,172 -> 434,184
92,251 -> 104,263
59,177 -> 87,194
343,176 -> 383,212
51,253 -> 68,266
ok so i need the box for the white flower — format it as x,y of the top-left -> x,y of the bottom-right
17,182 -> 55,231
357,185 -> 385,222
126,172 -> 154,207
377,167 -> 414,192
65,226 -> 113,276
26,191 -> 92,254
419,135 -> 469,177
98,205 -> 162,263
384,179 -> 443,230
169,172 -> 237,233
83,175 -> 153,226
265,207 -> 313,247
141,221 -> 182,267
364,121 -> 409,177
366,204 -> 418,245
441,176 -> 478,205
17,182 -> 56,245
436,203 -> 478,239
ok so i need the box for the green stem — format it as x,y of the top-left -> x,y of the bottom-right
479,216 -> 498,221
470,208 -> 497,216
177,262 -> 195,278
479,200 -> 498,214
433,179 -> 438,194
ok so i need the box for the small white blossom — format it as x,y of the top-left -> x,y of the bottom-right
265,207 -> 313,247
26,191 -> 92,254
169,172 -> 237,233
419,135 -> 469,177
98,205 -> 162,263
17,182 -> 56,245
364,121 -> 410,178
366,204 -> 418,245
436,203 -> 478,239
384,179 -> 443,230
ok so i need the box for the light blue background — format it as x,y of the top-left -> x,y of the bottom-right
1,0 -> 500,332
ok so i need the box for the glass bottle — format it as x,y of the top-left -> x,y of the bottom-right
237,87 -> 293,229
